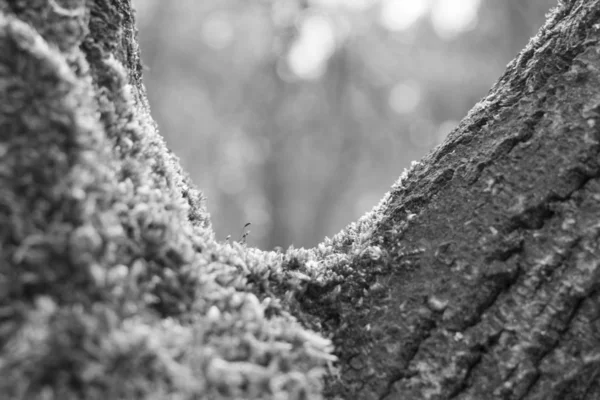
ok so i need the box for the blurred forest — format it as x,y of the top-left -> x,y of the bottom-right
133,0 -> 556,250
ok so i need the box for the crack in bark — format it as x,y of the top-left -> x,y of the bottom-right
447,352 -> 483,399
511,294 -> 587,400
380,167 -> 600,399
448,181 -> 600,399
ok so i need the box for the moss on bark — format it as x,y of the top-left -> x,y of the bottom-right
0,1 -> 334,399
2,0 -> 600,399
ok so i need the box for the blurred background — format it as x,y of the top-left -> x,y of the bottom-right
132,0 -> 556,250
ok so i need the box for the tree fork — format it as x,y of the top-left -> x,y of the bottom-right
2,0 -> 600,399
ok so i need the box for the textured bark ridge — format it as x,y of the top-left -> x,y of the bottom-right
302,1 -> 600,398
2,0 -> 600,399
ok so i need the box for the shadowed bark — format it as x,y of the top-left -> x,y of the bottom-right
1,0 -> 599,399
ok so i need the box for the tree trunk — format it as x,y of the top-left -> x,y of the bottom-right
303,2 -> 600,398
1,0 -> 599,399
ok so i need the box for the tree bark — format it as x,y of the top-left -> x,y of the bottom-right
1,0 -> 599,399
301,1 -> 600,398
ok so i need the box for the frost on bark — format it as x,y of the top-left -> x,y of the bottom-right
1,0 -> 600,400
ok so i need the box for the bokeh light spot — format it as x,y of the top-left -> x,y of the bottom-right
288,14 -> 336,79
312,0 -> 378,11
380,0 -> 431,31
389,80 -> 422,114
431,0 -> 481,39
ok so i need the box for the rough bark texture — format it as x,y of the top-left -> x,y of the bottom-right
300,1 -> 600,398
1,0 -> 600,399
